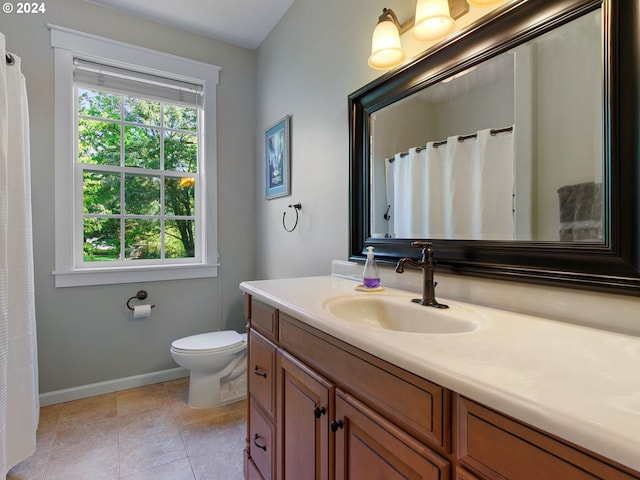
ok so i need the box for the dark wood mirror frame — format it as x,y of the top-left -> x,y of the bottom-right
349,0 -> 640,296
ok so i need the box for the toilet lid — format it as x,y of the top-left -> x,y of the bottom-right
171,330 -> 244,353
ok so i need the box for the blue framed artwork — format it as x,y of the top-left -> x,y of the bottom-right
265,115 -> 291,199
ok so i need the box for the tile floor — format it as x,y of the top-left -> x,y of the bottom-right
7,378 -> 247,480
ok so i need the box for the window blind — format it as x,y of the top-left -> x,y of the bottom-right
73,58 -> 203,107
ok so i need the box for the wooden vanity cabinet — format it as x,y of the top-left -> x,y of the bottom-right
244,294 -> 640,480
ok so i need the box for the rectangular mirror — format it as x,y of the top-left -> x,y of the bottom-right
349,0 -> 640,295
370,9 -> 603,242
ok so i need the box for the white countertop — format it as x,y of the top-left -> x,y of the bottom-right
240,275 -> 640,473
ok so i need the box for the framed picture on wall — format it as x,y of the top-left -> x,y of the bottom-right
265,115 -> 291,199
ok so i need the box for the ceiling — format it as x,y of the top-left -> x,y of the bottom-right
86,0 -> 296,50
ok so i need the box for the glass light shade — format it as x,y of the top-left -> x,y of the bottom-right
368,19 -> 406,70
413,0 -> 456,41
468,0 -> 503,5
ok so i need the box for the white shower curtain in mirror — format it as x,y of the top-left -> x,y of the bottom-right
386,128 -> 514,239
0,33 -> 39,477
386,144 -> 447,238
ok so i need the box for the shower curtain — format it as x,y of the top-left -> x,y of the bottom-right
386,128 -> 514,239
387,144 -> 447,238
0,33 -> 39,477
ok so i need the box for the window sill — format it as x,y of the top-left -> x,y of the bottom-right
53,263 -> 219,287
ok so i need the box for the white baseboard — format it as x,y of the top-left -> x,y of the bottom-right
39,367 -> 189,406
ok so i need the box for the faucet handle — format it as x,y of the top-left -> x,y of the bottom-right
410,241 -> 432,249
411,241 -> 433,261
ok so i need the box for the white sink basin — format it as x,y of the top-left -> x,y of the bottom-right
323,294 -> 482,334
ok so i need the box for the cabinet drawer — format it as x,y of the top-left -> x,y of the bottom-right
249,330 -> 276,418
250,300 -> 278,341
457,396 -> 639,480
279,313 -> 449,451
249,402 -> 275,480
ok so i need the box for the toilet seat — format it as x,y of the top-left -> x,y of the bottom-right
171,330 -> 245,354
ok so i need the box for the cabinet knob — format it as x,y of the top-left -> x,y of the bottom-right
330,420 -> 344,432
253,365 -> 267,378
313,406 -> 326,419
253,434 -> 267,451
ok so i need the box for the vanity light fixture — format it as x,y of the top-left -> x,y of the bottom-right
368,0 -> 471,70
368,8 -> 410,70
413,0 -> 456,41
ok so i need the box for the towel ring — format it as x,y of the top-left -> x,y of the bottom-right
383,205 -> 391,221
283,203 -> 302,232
126,290 -> 156,310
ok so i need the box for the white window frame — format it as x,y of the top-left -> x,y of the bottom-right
50,25 -> 220,287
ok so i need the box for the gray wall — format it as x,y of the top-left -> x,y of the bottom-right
255,0 -> 412,279
0,0 -> 256,393
253,0 -> 509,279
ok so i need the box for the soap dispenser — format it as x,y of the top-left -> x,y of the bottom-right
363,246 -> 381,288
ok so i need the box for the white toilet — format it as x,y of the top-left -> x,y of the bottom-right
170,330 -> 248,409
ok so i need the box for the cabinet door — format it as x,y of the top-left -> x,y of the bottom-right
277,351 -> 333,480
334,390 -> 449,480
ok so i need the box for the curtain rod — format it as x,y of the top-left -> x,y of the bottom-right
388,126 -> 513,162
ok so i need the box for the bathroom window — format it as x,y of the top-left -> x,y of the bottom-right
76,61 -> 201,263
51,26 -> 220,287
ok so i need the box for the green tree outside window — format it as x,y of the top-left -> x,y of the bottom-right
78,88 -> 199,262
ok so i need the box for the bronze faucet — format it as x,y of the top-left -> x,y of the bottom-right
395,241 -> 449,309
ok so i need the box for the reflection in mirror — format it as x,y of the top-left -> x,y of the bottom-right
370,9 -> 602,242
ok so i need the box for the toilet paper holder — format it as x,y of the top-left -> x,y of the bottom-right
126,290 -> 156,310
